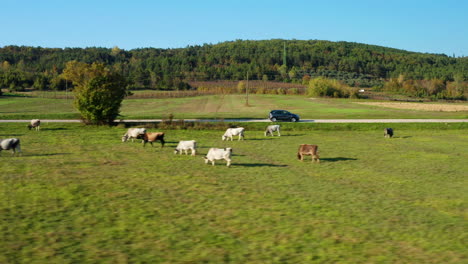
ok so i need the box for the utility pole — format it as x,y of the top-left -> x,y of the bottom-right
246,70 -> 249,106
283,42 -> 287,67
65,80 -> 68,100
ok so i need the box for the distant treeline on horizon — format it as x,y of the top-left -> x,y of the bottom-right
0,39 -> 467,92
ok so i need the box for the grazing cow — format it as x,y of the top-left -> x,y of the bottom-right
265,124 -> 281,136
0,138 -> 22,156
28,119 -> 41,131
384,128 -> 394,138
174,140 -> 197,156
143,132 -> 165,148
222,127 -> 245,141
297,144 -> 320,162
122,128 -> 146,142
204,148 -> 232,167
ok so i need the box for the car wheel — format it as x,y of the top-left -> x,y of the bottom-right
271,117 -> 277,122
291,117 -> 297,122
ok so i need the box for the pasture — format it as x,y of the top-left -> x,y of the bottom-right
0,122 -> 467,263
0,94 -> 467,120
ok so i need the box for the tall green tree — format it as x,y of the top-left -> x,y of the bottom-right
61,61 -> 129,125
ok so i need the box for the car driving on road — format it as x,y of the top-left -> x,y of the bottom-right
269,110 -> 300,122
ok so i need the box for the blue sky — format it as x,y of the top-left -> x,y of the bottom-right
2,0 -> 467,56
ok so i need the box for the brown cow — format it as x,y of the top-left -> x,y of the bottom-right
142,132 -> 165,148
297,144 -> 320,162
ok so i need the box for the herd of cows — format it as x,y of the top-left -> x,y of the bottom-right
121,126 -> 268,167
0,119 -> 395,166
120,124 -> 326,167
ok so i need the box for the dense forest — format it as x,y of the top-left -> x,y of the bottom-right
0,39 -> 467,98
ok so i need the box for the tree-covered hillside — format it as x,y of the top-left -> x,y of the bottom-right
1,39 -> 467,92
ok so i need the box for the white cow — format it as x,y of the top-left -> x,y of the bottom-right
174,140 -> 197,156
0,138 -> 22,156
28,119 -> 41,131
222,127 -> 245,141
204,147 -> 232,167
265,125 -> 281,136
122,128 -> 146,142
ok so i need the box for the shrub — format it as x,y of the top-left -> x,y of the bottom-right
256,87 -> 266,94
277,87 -> 286,95
288,88 -> 299,95
307,77 -> 357,98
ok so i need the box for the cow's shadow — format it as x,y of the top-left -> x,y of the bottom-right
235,163 -> 288,167
320,157 -> 357,162
392,136 -> 412,139
19,153 -> 72,157
282,134 -> 306,137
41,128 -> 69,131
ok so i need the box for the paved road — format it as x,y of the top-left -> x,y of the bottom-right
2,119 -> 468,123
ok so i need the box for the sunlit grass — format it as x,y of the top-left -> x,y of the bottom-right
1,123 -> 467,263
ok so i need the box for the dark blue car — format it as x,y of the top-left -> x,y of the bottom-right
269,110 -> 300,122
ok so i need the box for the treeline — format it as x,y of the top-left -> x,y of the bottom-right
382,75 -> 466,99
0,39 -> 467,99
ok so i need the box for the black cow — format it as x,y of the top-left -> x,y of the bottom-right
384,128 -> 394,138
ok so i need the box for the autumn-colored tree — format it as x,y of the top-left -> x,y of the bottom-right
61,61 -> 129,125
278,64 -> 288,79
288,67 -> 297,79
1,61 -> 11,71
302,74 -> 311,85
110,46 -> 122,56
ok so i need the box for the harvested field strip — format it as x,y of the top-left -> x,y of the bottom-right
356,102 -> 468,112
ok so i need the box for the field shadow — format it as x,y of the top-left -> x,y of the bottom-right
194,146 -> 210,149
247,138 -> 275,141
320,157 -> 357,162
0,110 -> 37,113
282,134 -> 306,137
196,146 -> 234,149
26,153 -> 72,157
42,128 -> 69,131
235,163 -> 288,167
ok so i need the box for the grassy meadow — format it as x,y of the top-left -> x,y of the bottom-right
1,122 -> 467,263
0,93 -> 467,120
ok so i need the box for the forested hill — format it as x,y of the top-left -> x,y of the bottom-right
1,39 -> 467,91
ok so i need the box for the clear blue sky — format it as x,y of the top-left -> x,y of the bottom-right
2,0 -> 467,56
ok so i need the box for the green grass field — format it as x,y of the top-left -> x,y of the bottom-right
1,123 -> 467,263
0,94 -> 467,120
